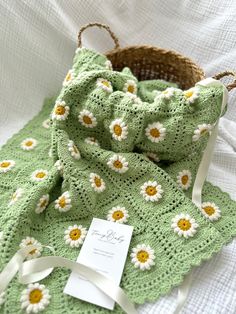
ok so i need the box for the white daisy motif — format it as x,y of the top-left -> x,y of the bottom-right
107,206 -> 129,224
192,124 -> 212,142
9,188 -> 23,206
54,160 -> 63,174
64,225 -> 87,247
183,87 -> 199,104
89,173 -> 106,193
130,244 -> 155,270
55,191 -> 72,212
20,283 -> 51,313
19,237 -> 43,260
48,148 -> 52,158
155,87 -> 175,100
84,137 -> 99,146
105,60 -> 113,70
107,155 -> 129,174
126,92 -> 142,105
0,292 -> 6,306
201,202 -> 221,221
68,140 -> 81,160
123,80 -> 137,94
51,100 -> 70,121
140,180 -> 164,202
0,160 -> 15,173
109,119 -> 128,141
35,194 -> 50,214
143,152 -> 160,163
177,170 -> 192,190
96,78 -> 113,93
42,119 -> 51,129
63,69 -> 75,87
145,122 -> 166,143
31,169 -> 48,182
21,138 -> 37,151
78,109 -> 97,128
171,213 -> 199,238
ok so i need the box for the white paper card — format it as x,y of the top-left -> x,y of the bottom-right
64,218 -> 133,310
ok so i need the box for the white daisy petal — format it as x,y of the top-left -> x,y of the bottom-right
130,244 -> 155,270
192,124 -> 212,142
143,152 -> 160,162
105,60 -> 113,70
19,237 -> 43,260
107,206 -> 129,224
140,180 -> 164,202
9,188 -> 23,206
109,118 -> 128,141
64,225 -> 87,247
51,100 -> 70,121
126,92 -> 142,105
96,78 -> 113,93
54,160 -> 63,175
183,87 -> 199,104
84,137 -> 99,146
89,173 -> 106,193
0,160 -> 15,173
55,191 -> 72,212
42,119 -> 51,129
78,109 -> 97,128
201,202 -> 221,221
68,140 -> 81,160
123,80 -> 137,94
63,69 -> 75,87
31,169 -> 48,182
145,122 -> 166,143
21,138 -> 37,151
20,283 -> 51,313
107,154 -> 129,173
171,213 -> 198,238
35,194 -> 49,214
155,87 -> 175,100
177,170 -> 192,190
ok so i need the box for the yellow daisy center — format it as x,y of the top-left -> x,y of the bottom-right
0,161 -> 10,168
25,140 -> 33,147
55,105 -> 66,115
69,228 -> 81,240
35,172 -> 46,179
94,176 -> 102,187
40,199 -> 47,208
200,128 -> 208,135
162,90 -> 168,94
112,210 -> 124,220
181,175 -> 189,185
83,115 -> 92,125
102,80 -> 110,88
184,90 -> 194,98
59,196 -> 66,208
137,250 -> 149,263
65,72 -> 72,82
203,206 -> 215,216
73,145 -> 79,154
12,192 -> 17,200
113,160 -> 123,169
145,186 -> 157,196
127,85 -> 135,93
150,128 -> 160,138
26,241 -> 37,255
177,219 -> 191,231
29,289 -> 43,304
113,124 -> 122,136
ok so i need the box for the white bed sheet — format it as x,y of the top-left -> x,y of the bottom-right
0,1 -> 235,313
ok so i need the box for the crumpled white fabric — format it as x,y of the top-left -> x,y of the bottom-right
0,1 -> 235,313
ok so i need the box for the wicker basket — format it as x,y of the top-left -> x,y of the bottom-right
78,23 -> 236,91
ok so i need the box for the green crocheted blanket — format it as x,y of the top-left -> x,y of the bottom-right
0,47 -> 235,314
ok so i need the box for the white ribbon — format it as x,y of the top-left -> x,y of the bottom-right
173,78 -> 228,314
0,244 -> 137,314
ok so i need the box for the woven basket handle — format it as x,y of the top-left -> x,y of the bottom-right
213,71 -> 236,91
77,22 -> 120,50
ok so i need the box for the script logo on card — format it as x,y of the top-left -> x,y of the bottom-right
91,229 -> 125,244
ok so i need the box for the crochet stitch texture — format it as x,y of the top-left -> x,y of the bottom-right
0,47 -> 235,313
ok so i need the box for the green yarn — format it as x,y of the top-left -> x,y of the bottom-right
0,47 -> 235,314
